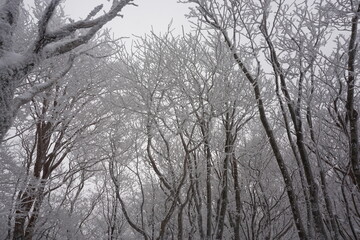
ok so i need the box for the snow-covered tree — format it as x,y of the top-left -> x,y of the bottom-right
186,0 -> 360,239
0,0 -> 134,142
1,0 -> 359,239
1,31 -> 120,238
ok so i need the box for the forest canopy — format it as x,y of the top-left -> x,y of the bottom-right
0,0 -> 359,239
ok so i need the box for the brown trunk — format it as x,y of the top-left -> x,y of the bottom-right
13,120 -> 53,240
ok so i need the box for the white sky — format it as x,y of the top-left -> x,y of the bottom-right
63,0 -> 194,39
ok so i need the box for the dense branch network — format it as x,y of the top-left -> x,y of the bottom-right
0,0 -> 134,142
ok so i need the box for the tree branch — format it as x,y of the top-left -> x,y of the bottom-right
12,54 -> 76,116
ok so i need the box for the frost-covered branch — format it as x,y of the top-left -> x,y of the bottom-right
12,54 -> 76,115
33,0 -> 62,53
0,0 -> 135,142
32,0 -> 131,56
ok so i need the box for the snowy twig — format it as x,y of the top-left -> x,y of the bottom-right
12,54 -> 76,115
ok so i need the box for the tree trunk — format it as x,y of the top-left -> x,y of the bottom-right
346,3 -> 360,188
231,153 -> 242,240
200,120 -> 213,239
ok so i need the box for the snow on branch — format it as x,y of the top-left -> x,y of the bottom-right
12,54 -> 76,116
31,0 -> 134,57
0,0 -> 135,142
85,4 -> 104,21
33,0 -> 62,53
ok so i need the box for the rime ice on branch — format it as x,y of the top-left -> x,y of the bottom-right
0,0 -> 135,142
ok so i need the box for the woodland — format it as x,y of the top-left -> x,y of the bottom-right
0,0 -> 359,239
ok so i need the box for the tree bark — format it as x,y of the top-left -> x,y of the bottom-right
346,3 -> 360,188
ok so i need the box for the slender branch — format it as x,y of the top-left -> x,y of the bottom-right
12,54 -> 76,114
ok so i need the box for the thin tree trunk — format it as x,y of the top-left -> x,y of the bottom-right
189,152 -> 205,239
215,110 -> 235,239
200,120 -> 213,239
260,15 -> 328,239
231,153 -> 241,240
346,3 -> 360,188
307,75 -> 340,239
218,28 -> 308,239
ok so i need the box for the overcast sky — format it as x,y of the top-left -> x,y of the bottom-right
62,0 -> 194,39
